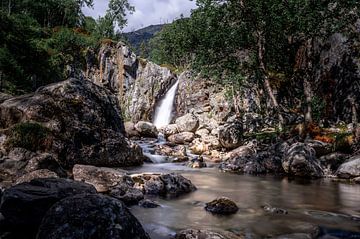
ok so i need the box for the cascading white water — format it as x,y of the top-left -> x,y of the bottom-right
153,80 -> 179,128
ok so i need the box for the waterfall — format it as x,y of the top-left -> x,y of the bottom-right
153,80 -> 179,128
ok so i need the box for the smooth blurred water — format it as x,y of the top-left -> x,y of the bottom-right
153,80 -> 179,128
129,164 -> 360,238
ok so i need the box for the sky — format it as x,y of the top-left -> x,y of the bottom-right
82,0 -> 197,32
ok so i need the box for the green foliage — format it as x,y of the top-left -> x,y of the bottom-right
150,0 -> 359,90
5,122 -> 52,152
0,0 -> 135,95
311,96 -> 326,123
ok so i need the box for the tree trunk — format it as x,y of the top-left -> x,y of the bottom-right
257,30 -> 284,129
0,71 -> 3,92
303,39 -> 314,126
7,0 -> 11,15
350,95 -> 358,130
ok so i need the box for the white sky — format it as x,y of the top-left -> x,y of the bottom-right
82,0 -> 197,32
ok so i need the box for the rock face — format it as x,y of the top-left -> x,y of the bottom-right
175,113 -> 199,133
87,41 -> 177,122
0,178 -> 96,228
282,143 -> 324,178
0,79 -> 144,169
336,156 -> 360,179
219,121 -> 244,149
37,194 -> 150,239
133,173 -> 196,198
135,121 -> 159,138
205,197 -> 239,215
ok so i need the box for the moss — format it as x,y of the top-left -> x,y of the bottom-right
5,122 -> 53,152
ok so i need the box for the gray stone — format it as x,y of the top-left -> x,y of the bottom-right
282,143 -> 324,178
72,164 -> 129,192
135,121 -> 159,138
336,156 -> 360,179
219,121 -> 243,149
175,114 -> 199,133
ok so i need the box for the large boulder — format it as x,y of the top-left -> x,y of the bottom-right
305,140 -> 333,157
336,156 -> 360,179
168,132 -> 195,144
135,121 -> 159,138
0,79 -> 144,168
72,164 -> 129,192
37,194 -> 150,239
218,121 -> 243,149
282,143 -> 324,178
0,178 -> 96,228
175,114 -> 199,133
132,173 -> 196,198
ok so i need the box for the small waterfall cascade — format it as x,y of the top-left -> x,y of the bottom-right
153,80 -> 179,128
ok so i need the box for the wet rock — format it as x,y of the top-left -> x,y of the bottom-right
305,140 -> 333,157
175,114 -> 199,133
168,132 -> 195,144
15,169 -> 58,184
275,233 -> 313,239
109,184 -> 144,205
37,194 -> 150,239
72,164 -> 129,192
175,229 -> 243,239
0,79 -> 145,168
352,177 -> 360,184
133,173 -> 196,198
160,124 -> 179,137
187,156 -> 207,168
154,144 -> 188,161
262,204 -> 288,214
282,143 -> 324,178
135,121 -> 159,138
336,156 -> 360,179
190,139 -> 208,155
124,121 -> 140,137
219,121 -> 243,149
0,178 -> 96,228
242,113 -> 263,133
138,199 -> 160,208
205,197 -> 239,215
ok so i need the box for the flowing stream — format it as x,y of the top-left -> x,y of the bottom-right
130,80 -> 360,238
129,160 -> 360,239
153,80 -> 179,128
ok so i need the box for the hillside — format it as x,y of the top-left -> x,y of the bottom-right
123,24 -> 166,57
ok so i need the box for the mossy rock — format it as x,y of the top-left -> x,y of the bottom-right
5,122 -> 52,152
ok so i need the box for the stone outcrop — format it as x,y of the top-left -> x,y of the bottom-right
87,41 -> 177,122
175,113 -> 199,133
0,79 -> 145,172
37,194 -> 150,239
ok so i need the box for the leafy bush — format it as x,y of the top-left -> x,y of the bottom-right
5,122 -> 52,151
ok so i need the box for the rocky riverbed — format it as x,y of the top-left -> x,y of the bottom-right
0,43 -> 359,239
